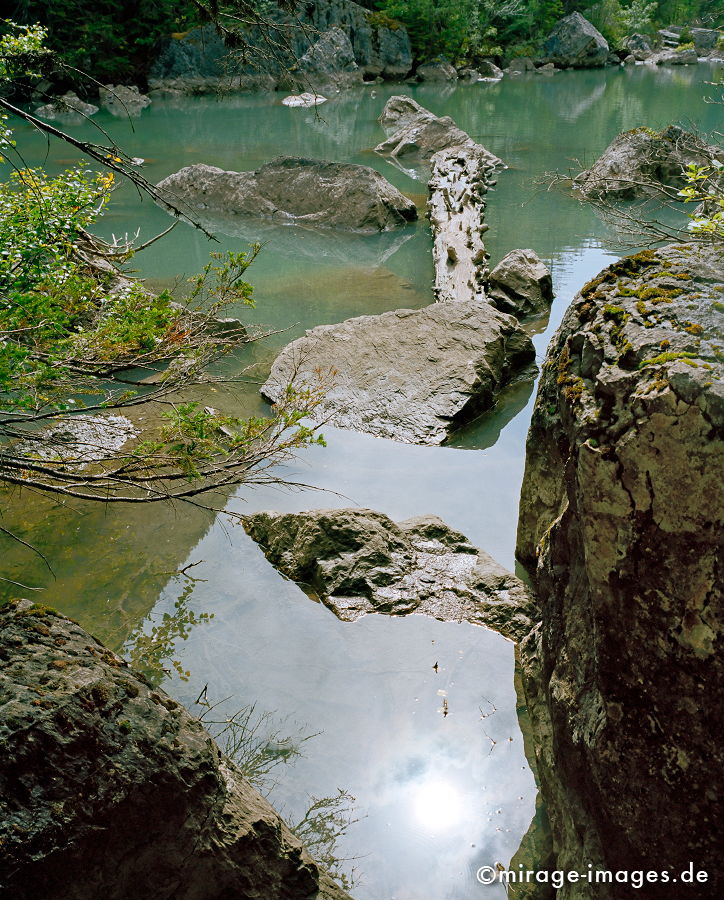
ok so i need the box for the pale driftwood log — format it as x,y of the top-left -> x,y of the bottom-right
428,146 -> 499,304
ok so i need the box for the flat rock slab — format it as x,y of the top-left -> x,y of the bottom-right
156,157 -> 418,232
0,599 -> 350,900
243,509 -> 535,641
261,300 -> 536,444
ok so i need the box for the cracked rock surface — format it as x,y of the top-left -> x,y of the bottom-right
0,600 -> 350,900
516,242 -> 723,897
243,508 -> 535,641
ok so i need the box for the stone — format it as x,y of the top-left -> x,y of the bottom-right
0,599 -> 351,900
375,95 -> 502,170
623,32 -> 651,53
506,56 -> 536,73
416,59 -> 458,81
689,27 -> 720,50
536,62 -> 557,74
281,27 -> 362,92
261,300 -> 536,445
646,47 -> 699,65
98,84 -> 151,116
148,2 -> 413,94
487,249 -> 554,318
243,509 -> 535,640
574,125 -> 723,200
281,92 -> 328,107
516,243 -> 724,896
156,157 -> 418,232
542,12 -> 609,68
477,59 -> 504,79
35,91 -> 98,120
11,414 -> 137,466
457,67 -> 482,81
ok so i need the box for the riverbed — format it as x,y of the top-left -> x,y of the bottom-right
2,60 -> 720,898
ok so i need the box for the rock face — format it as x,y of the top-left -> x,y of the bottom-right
156,158 -> 417,232
243,509 -> 535,640
542,12 -> 609,68
35,91 -> 98,119
487,249 -> 554,318
98,84 -> 151,116
281,27 -> 362,91
375,95 -> 502,169
0,599 -> 351,900
516,243 -> 724,897
575,125 -> 723,200
261,301 -> 535,444
149,1 -> 412,93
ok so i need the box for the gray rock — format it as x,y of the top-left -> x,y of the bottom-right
243,509 -> 535,640
542,12 -> 609,68
35,91 -> 98,119
689,27 -> 721,50
536,62 -> 557,74
375,95 -> 502,170
261,300 -> 536,445
574,125 -> 723,200
488,249 -> 554,318
516,243 -> 724,895
0,599 -> 351,900
416,59 -> 458,81
623,33 -> 651,52
11,414 -> 136,466
99,84 -> 151,116
646,46 -> 699,64
148,2 -> 412,93
477,59 -> 504,79
156,157 -> 417,232
506,56 -> 536,73
282,92 -> 328,107
457,67 -> 482,81
281,27 -> 362,92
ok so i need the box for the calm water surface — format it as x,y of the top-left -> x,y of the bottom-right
2,61 -> 720,898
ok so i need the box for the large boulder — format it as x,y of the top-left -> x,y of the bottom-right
574,125 -> 723,200
542,12 -> 609,68
375,95 -> 502,169
0,598 -> 351,900
98,84 -> 151,116
280,27 -> 362,91
261,300 -> 535,445
156,157 -> 417,232
516,243 -> 724,897
416,59 -> 458,81
487,249 -> 554,318
243,509 -> 535,640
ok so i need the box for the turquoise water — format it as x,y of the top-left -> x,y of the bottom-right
2,61 -> 721,898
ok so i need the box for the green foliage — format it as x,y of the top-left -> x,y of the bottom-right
678,162 -> 724,239
10,1 -> 201,84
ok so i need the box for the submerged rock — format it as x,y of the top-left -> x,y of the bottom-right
98,84 -> 151,116
0,599 -> 351,900
156,157 -> 417,232
517,243 -> 724,896
282,92 -> 328,107
243,509 -> 535,640
375,95 -> 502,170
574,125 -> 723,200
487,249 -> 554,318
261,300 -> 536,444
542,12 -> 609,68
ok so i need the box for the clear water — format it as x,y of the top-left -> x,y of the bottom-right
2,61 -> 720,898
